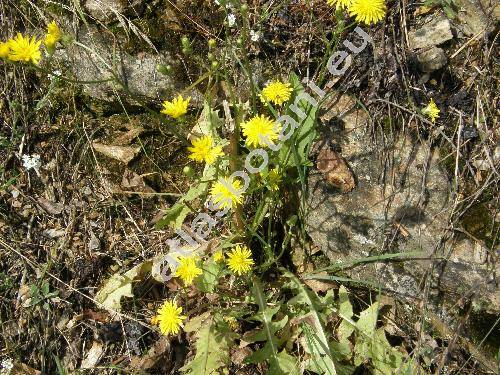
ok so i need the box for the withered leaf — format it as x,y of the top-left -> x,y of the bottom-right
316,145 -> 355,193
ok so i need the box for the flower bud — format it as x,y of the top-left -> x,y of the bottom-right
183,165 -> 195,177
208,38 -> 217,48
156,64 -> 172,75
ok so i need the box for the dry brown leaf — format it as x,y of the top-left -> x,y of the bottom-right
129,336 -> 171,370
11,362 -> 41,375
37,197 -> 64,215
80,341 -> 105,369
92,142 -> 140,164
121,169 -> 155,193
316,145 -> 355,193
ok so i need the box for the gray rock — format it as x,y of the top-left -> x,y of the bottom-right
454,0 -> 498,37
57,24 -> 201,106
417,46 -> 448,72
306,94 -> 499,313
408,17 -> 453,49
85,0 -> 126,21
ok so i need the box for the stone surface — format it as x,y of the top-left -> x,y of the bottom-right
417,46 -> 448,72
306,94 -> 499,313
454,0 -> 499,37
57,24 -> 201,106
408,17 -> 453,49
85,0 -> 126,21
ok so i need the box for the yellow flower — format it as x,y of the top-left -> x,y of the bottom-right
156,300 -> 186,335
174,255 -> 203,286
188,135 -> 224,164
44,21 -> 61,50
7,33 -> 42,65
161,95 -> 190,118
422,98 -> 440,123
348,0 -> 386,25
0,42 -> 10,59
227,245 -> 254,275
260,80 -> 293,106
210,177 -> 244,210
224,316 -> 239,331
213,250 -> 225,262
241,114 -> 281,148
266,168 -> 281,191
327,0 -> 353,10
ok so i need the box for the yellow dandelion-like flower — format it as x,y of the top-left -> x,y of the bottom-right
174,255 -> 203,286
7,33 -> 42,65
224,316 -> 239,331
227,245 -> 254,275
150,315 -> 159,325
210,177 -> 244,210
213,250 -> 225,262
161,95 -> 190,119
0,42 -> 10,59
326,0 -> 353,10
422,98 -> 440,123
156,300 -> 186,335
348,0 -> 386,25
260,80 -> 293,106
241,114 -> 281,148
188,135 -> 224,165
44,21 -> 61,50
267,168 -> 282,191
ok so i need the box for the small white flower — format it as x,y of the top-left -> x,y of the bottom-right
1,358 -> 14,373
22,154 -> 41,172
227,14 -> 236,27
214,0 -> 220,5
250,30 -> 260,42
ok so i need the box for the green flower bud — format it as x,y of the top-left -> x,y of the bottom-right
211,61 -> 219,69
240,3 -> 248,12
207,52 -> 215,61
236,37 -> 244,46
183,165 -> 195,177
208,38 -> 217,48
181,36 -> 190,49
156,64 -> 172,75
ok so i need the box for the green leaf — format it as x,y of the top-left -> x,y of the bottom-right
356,302 -> 379,336
195,260 -> 222,293
95,261 -> 152,312
282,270 -> 337,375
181,317 -> 237,375
243,278 -> 287,368
278,72 -> 318,169
269,350 -> 300,375
155,202 -> 191,230
155,164 -> 216,229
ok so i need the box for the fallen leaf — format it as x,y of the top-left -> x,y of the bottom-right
114,125 -> 144,145
316,145 -> 355,193
95,261 -> 152,312
80,341 -> 104,369
121,169 -> 155,193
129,336 -> 171,370
37,197 -> 64,215
12,362 -> 41,375
92,142 -> 140,164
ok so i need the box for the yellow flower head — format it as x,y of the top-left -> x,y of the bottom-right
44,21 -> 61,50
260,80 -> 293,106
348,0 -> 386,25
227,245 -> 254,275
0,42 -> 10,59
161,95 -> 190,119
156,300 -> 186,335
422,98 -> 440,123
188,135 -> 224,165
174,255 -> 203,286
326,0 -> 353,10
210,177 -> 244,210
224,316 -> 239,331
266,168 -> 282,191
241,114 -> 281,148
7,33 -> 42,65
213,249 -> 225,262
